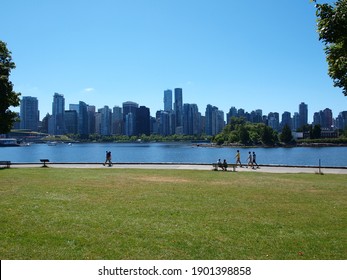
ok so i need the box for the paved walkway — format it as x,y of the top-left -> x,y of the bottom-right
8,163 -> 347,174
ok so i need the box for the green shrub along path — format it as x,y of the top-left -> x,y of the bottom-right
0,168 -> 346,260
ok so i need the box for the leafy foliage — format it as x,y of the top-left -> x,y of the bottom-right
213,117 -> 279,146
0,40 -> 21,133
314,0 -> 347,96
280,124 -> 294,144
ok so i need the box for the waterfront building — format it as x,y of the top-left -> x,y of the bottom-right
250,110 -> 263,123
123,101 -> 138,136
205,105 -> 224,136
281,111 -> 292,130
164,89 -> 172,112
156,110 -> 169,136
78,101 -> 89,136
112,106 -> 123,135
268,112 -> 280,131
87,106 -> 96,135
64,110 -> 78,134
174,88 -> 183,134
226,107 -> 238,124
313,108 -> 333,129
51,93 -> 65,135
299,102 -> 308,128
183,103 -> 200,135
99,106 -> 112,136
20,96 -> 39,131
336,111 -> 347,130
137,106 -> 150,136
292,112 -> 300,131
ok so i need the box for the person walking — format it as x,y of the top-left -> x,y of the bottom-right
235,150 -> 242,167
103,151 -> 113,167
247,151 -> 253,169
252,151 -> 259,169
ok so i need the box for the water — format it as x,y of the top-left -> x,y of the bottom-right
1,142 -> 346,167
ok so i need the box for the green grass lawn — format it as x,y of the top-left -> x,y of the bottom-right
0,168 -> 346,260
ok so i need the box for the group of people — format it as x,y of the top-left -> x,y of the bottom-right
217,150 -> 259,171
235,150 -> 259,169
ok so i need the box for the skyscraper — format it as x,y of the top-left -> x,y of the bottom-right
137,106 -> 150,136
174,88 -> 183,134
20,96 -> 39,131
299,102 -> 308,128
51,93 -> 65,135
281,111 -> 292,130
123,101 -> 138,136
78,101 -> 89,136
164,89 -> 172,112
112,106 -> 123,135
183,103 -> 200,135
99,106 -> 112,136
64,110 -> 78,134
205,104 -> 224,135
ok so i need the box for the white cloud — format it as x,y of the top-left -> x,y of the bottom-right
83,87 -> 95,93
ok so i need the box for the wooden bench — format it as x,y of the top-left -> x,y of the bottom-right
0,161 -> 11,168
212,163 -> 236,172
40,159 -> 50,167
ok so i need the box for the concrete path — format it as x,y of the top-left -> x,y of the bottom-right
8,163 -> 347,174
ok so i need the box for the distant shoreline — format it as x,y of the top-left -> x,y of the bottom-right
194,142 -> 347,148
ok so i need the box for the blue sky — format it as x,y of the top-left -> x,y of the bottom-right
2,0 -> 345,122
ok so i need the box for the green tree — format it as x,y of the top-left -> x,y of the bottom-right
261,125 -> 277,146
239,125 -> 250,145
280,124 -> 294,144
311,124 -> 322,139
313,0 -> 347,96
0,41 -> 21,133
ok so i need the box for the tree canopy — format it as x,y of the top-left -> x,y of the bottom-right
213,117 -> 279,146
0,40 -> 21,134
313,0 -> 347,96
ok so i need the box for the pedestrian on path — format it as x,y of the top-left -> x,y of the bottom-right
103,151 -> 113,167
252,151 -> 259,169
235,150 -> 242,167
247,151 -> 253,169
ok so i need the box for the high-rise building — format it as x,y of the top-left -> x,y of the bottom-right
227,107 -> 238,124
299,102 -> 308,128
64,110 -> 78,134
183,103 -> 200,135
205,104 -> 224,136
292,112 -> 300,131
112,106 -> 123,135
313,108 -> 333,128
137,106 -> 150,136
268,112 -> 280,131
51,93 -> 65,135
123,101 -> 138,136
20,96 -> 39,131
281,111 -> 292,130
78,101 -> 89,136
174,88 -> 183,133
164,89 -> 172,112
99,106 -> 112,136
336,111 -> 347,130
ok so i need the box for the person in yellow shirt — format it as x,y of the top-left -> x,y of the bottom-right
235,150 -> 242,167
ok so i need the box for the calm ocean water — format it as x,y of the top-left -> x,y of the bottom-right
0,142 -> 346,167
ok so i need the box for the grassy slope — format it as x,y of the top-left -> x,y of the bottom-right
0,168 -> 346,260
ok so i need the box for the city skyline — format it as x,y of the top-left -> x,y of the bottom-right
3,0 -> 345,121
18,90 -> 346,136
